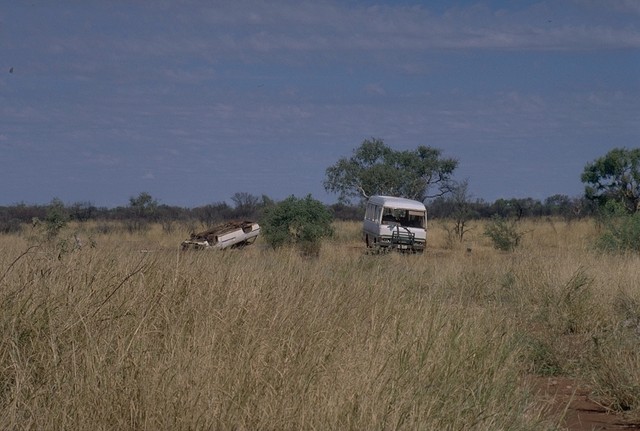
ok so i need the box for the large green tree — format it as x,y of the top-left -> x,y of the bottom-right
261,195 -> 334,254
323,138 -> 458,203
581,148 -> 640,213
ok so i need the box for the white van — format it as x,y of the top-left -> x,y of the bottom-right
362,195 -> 427,252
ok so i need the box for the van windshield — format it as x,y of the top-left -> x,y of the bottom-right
381,208 -> 425,228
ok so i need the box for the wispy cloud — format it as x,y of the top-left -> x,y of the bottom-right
191,2 -> 640,54
11,1 -> 636,73
1,1 -> 637,206
364,83 -> 386,96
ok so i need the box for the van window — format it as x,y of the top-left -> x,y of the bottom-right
381,208 -> 398,224
365,204 -> 380,221
382,207 -> 425,228
405,210 -> 425,228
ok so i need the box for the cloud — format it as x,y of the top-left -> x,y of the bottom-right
2,1 -> 637,206
364,83 -> 386,96
10,1 -> 637,86
189,2 -> 640,54
82,153 -> 121,167
575,0 -> 640,15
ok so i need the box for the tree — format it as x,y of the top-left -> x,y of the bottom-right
192,202 -> 232,227
68,201 -> 97,222
442,179 -> 476,245
581,148 -> 640,213
127,192 -> 158,232
544,194 -> 572,217
324,138 -> 458,204
44,197 -> 69,239
230,192 -> 260,217
261,195 -> 334,255
129,192 -> 158,217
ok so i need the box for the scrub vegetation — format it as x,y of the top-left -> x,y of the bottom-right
1,218 -> 639,430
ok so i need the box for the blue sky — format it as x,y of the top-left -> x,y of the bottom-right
1,1 -> 638,207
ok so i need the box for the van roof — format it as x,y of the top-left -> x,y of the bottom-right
367,195 -> 426,211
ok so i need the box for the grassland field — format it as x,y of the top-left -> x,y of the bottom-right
1,218 -> 639,430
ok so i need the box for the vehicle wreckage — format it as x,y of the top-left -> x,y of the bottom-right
181,221 -> 260,250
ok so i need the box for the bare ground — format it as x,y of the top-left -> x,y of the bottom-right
532,376 -> 640,430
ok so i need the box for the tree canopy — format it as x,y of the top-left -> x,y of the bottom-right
581,147 -> 640,213
323,138 -> 458,203
261,194 -> 334,251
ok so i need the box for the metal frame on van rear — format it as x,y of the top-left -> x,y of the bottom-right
362,195 -> 427,252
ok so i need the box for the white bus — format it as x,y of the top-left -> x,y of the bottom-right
362,195 -> 427,252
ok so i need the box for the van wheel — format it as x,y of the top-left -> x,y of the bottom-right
365,235 -> 372,248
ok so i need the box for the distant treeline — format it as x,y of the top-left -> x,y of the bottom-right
427,194 -> 596,220
0,192 -> 595,234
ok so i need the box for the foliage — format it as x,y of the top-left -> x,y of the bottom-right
544,194 -> 573,219
191,202 -> 233,226
230,192 -> 274,220
324,138 -> 457,204
483,215 -> 523,251
442,179 -> 476,245
129,192 -> 158,218
43,198 -> 69,239
261,195 -> 334,253
329,202 -> 365,221
230,192 -> 260,218
582,147 -> 640,213
0,192 -> 599,233
595,201 -> 640,253
68,201 -> 98,222
127,192 -> 158,232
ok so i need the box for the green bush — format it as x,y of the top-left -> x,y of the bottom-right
261,195 -> 334,255
483,216 -> 523,251
596,202 -> 640,252
44,198 -> 69,240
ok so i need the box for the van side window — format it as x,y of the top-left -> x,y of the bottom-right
365,204 -> 379,221
374,205 -> 382,222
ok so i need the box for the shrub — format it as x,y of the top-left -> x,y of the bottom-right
595,203 -> 640,252
589,329 -> 640,413
261,195 -> 334,255
483,216 -> 523,251
41,198 -> 69,240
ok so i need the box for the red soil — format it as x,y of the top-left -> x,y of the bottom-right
533,376 -> 640,430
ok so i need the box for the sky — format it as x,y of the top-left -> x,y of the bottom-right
1,1 -> 639,208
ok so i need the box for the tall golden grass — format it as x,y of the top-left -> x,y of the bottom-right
1,218 -> 639,429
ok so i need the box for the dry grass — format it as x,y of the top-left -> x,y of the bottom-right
1,218 -> 639,429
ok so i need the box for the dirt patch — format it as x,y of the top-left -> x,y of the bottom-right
532,376 -> 640,430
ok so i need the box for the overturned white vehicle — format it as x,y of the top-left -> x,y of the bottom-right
181,221 -> 260,250
362,195 -> 427,253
